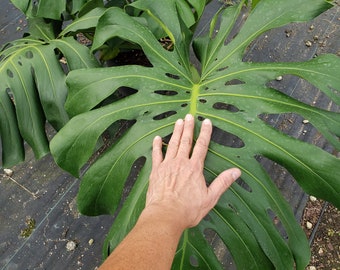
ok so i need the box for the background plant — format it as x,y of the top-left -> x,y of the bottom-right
1,0 -> 340,269
0,0 -> 211,167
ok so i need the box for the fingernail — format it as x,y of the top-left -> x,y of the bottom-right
203,118 -> 211,125
231,169 -> 241,180
176,119 -> 184,125
185,114 -> 193,121
154,135 -> 161,141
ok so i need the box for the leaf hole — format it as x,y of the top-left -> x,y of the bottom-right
153,111 -> 177,121
258,113 -> 336,151
154,90 -> 178,96
228,203 -> 238,214
256,155 -> 305,219
267,209 -> 288,241
40,39 -> 49,45
235,178 -> 252,193
203,228 -> 234,266
199,99 -> 207,104
181,103 -> 188,107
165,73 -> 180,80
213,102 -> 240,113
18,61 -> 23,66
267,75 -> 340,112
7,69 -> 14,78
225,79 -> 245,86
107,243 -> 111,257
217,66 -> 229,72
189,255 -> 199,267
90,120 -> 137,165
108,49 -> 152,67
122,156 -> 147,201
211,126 -> 245,148
107,86 -> 138,103
5,88 -> 15,104
25,51 -> 33,59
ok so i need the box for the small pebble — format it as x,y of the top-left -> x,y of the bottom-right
276,76 -> 283,81
4,169 -> 13,177
318,247 -> 324,255
88,238 -> 94,246
308,266 -> 316,270
305,40 -> 312,47
303,119 -> 309,124
66,240 -> 77,251
309,195 -> 317,202
306,221 -> 313,229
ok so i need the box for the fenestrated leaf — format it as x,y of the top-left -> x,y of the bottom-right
50,0 -> 340,269
0,27 -> 98,167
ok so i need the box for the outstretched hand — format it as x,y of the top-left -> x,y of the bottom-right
145,114 -> 241,229
99,114 -> 241,270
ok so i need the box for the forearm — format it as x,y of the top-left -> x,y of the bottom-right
98,208 -> 185,270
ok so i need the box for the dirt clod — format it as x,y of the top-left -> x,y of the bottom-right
66,240 -> 77,251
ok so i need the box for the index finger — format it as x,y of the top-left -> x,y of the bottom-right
191,118 -> 212,163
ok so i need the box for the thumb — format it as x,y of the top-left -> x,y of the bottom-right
208,168 -> 241,204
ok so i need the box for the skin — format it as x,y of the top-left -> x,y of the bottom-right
98,114 -> 241,270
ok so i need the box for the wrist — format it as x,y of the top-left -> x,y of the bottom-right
140,204 -> 188,234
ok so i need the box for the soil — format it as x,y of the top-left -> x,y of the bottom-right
302,198 -> 340,270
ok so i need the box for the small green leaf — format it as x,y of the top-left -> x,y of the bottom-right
60,7 -> 107,37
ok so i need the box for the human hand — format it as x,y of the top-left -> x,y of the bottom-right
145,114 -> 241,229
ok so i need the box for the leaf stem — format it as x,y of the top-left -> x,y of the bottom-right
190,84 -> 200,115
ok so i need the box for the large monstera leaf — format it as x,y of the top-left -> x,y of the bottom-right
0,19 -> 98,167
51,0 -> 340,269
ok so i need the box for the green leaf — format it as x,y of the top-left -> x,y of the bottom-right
10,0 -> 30,15
60,7 -> 107,37
11,0 -> 66,20
27,17 -> 58,40
50,0 -> 340,269
11,0 -> 93,19
0,30 -> 98,166
70,0 -> 97,15
0,89 -> 24,167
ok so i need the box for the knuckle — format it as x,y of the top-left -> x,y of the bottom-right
181,137 -> 192,145
170,138 -> 180,147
